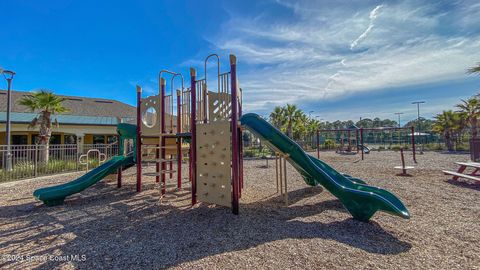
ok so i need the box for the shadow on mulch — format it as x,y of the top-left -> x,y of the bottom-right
0,184 -> 412,269
446,179 -> 480,191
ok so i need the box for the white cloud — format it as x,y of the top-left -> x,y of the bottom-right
350,5 -> 383,49
208,0 -> 480,114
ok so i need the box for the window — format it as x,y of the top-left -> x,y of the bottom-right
107,135 -> 117,144
50,134 -> 61,144
31,134 -> 62,144
94,100 -> 113,104
64,134 -> 77,144
12,135 -> 28,145
93,135 -> 105,144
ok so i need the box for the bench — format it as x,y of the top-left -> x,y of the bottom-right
394,148 -> 414,176
443,161 -> 480,181
443,170 -> 480,181
455,162 -> 480,169
394,166 -> 415,176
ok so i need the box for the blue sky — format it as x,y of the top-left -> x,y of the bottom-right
1,0 -> 479,123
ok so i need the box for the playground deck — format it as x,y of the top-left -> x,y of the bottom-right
0,151 -> 479,269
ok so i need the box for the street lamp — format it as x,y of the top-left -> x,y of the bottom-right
394,112 -> 404,128
411,101 -> 425,131
2,70 -> 16,171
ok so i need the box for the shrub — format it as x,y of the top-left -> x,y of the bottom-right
324,139 -> 335,149
455,145 -> 469,151
391,145 -> 402,151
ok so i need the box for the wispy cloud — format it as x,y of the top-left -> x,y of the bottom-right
350,4 -> 383,50
207,0 -> 480,113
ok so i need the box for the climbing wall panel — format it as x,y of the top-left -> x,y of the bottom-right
196,120 -> 232,207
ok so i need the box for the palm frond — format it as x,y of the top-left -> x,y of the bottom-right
467,63 -> 480,74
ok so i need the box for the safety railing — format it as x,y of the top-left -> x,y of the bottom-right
0,143 -> 119,182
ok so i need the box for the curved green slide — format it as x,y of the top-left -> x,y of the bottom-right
34,123 -> 137,206
241,113 -> 410,221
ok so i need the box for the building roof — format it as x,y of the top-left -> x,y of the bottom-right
0,90 -> 136,126
0,112 -> 133,126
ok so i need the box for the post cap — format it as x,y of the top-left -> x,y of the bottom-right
136,85 -> 142,93
160,78 -> 166,85
229,54 -> 237,65
190,68 -> 196,77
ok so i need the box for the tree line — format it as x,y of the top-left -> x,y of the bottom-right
268,63 -> 480,152
268,104 -> 430,142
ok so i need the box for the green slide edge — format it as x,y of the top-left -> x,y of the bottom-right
33,155 -> 134,206
241,113 -> 410,221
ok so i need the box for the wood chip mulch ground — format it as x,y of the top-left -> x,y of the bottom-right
0,151 -> 479,269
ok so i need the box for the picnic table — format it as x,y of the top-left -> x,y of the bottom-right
443,162 -> 480,181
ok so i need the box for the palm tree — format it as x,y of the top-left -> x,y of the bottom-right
456,97 -> 480,139
467,63 -> 480,74
306,118 -> 320,148
292,112 -> 308,141
432,110 -> 462,151
269,106 -> 286,132
284,104 -> 303,138
18,90 -> 69,162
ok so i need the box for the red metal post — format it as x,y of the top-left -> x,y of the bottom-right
160,78 -> 166,195
348,130 -> 351,151
190,68 -> 197,205
230,55 -> 240,215
177,90 -> 182,189
360,128 -> 364,161
355,129 -> 359,153
411,126 -> 417,163
155,145 -> 160,183
136,85 -> 142,192
400,148 -> 406,175
316,130 -> 320,159
117,167 -> 122,188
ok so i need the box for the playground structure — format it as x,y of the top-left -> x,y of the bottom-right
316,126 -> 417,162
129,55 -> 244,213
33,53 -> 411,222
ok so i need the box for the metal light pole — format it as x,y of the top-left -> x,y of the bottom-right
2,70 -> 16,171
412,101 -> 425,128
412,101 -> 425,153
394,112 -> 404,128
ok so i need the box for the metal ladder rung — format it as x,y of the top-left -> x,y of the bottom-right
161,146 -> 177,149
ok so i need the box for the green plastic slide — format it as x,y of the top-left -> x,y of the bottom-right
33,155 -> 135,206
241,113 -> 410,221
34,123 -> 137,206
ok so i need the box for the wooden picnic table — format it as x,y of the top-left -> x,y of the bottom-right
443,162 -> 480,181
